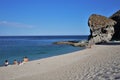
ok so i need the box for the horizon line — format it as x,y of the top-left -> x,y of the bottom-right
0,35 -> 89,37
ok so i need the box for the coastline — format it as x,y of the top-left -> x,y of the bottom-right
0,35 -> 86,66
0,44 -> 120,80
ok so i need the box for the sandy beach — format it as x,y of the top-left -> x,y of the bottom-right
0,44 -> 120,80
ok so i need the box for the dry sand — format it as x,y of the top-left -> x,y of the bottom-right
0,44 -> 120,80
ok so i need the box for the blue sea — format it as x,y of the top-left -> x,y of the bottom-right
0,36 -> 88,66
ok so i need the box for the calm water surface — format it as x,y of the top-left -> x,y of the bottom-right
0,36 -> 88,66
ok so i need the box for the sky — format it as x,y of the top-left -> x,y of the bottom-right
0,0 -> 120,36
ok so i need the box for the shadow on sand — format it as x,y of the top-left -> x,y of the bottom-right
96,41 -> 120,45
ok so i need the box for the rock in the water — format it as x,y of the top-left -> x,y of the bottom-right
71,40 -> 88,47
54,41 -> 79,45
53,40 -> 88,47
110,10 -> 120,40
88,14 -> 116,44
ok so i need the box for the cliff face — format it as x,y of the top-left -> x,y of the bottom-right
110,10 -> 120,40
54,10 -> 120,47
88,14 -> 116,44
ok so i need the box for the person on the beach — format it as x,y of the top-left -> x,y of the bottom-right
4,60 -> 9,66
23,56 -> 29,63
18,61 -> 23,65
13,59 -> 19,65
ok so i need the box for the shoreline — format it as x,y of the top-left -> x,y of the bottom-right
0,46 -> 86,68
0,46 -> 84,67
0,44 -> 120,80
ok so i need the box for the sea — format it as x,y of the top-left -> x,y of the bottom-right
0,35 -> 88,66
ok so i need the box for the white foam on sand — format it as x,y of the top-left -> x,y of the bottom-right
0,45 -> 120,80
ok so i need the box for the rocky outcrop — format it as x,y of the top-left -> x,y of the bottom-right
88,14 -> 116,44
54,40 -> 88,47
110,10 -> 120,40
54,41 -> 78,45
54,10 -> 120,47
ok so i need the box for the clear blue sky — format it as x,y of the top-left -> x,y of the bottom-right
0,0 -> 120,36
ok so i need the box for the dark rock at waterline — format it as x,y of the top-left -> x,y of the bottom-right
88,14 -> 116,44
71,41 -> 88,47
110,10 -> 120,40
53,41 -> 79,45
54,40 -> 88,47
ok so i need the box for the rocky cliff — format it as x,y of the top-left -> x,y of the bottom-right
54,10 -> 120,47
110,10 -> 120,40
88,14 -> 116,44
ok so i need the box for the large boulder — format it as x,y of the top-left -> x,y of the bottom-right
88,14 -> 116,44
110,10 -> 120,40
